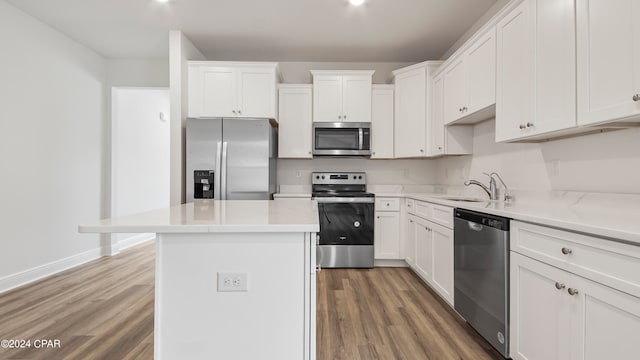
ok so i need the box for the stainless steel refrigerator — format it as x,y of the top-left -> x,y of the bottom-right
186,117 -> 277,202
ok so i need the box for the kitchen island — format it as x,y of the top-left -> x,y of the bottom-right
79,199 -> 319,360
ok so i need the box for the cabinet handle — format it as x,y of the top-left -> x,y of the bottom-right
238,110 -> 242,114
555,282 -> 566,290
459,108 -> 463,112
519,124 -> 526,129
633,94 -> 640,102
344,115 -> 347,120
308,151 -> 312,155
438,146 -> 443,150
338,115 -> 342,119
526,122 -> 534,128
232,110 -> 237,114
372,151 -> 376,155
568,288 -> 579,296
377,216 -> 380,219
409,220 -> 413,223
561,247 -> 572,255
463,106 -> 468,112
386,203 -> 390,207
420,149 -> 424,153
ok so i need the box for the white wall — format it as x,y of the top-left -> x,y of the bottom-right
107,59 -> 169,88
436,120 -> 640,195
169,31 -> 206,205
0,0 -> 106,291
278,159 -> 437,187
111,88 -> 170,249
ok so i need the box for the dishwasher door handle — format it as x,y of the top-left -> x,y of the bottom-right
468,222 -> 484,232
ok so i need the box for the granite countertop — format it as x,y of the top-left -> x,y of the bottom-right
79,199 -> 319,234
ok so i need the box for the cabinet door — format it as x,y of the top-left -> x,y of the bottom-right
313,76 -> 342,122
237,68 -> 276,118
342,75 -> 372,123
414,218 -> 433,281
577,0 -> 640,125
467,28 -> 496,114
571,273 -> 640,360
371,86 -> 395,159
405,216 -> 417,267
278,86 -> 312,158
510,252 -> 572,360
429,74 -> 445,156
532,0 -> 576,135
374,212 -> 401,259
495,0 -> 534,142
201,67 -> 237,117
394,70 -> 426,157
430,222 -> 453,305
443,56 -> 468,124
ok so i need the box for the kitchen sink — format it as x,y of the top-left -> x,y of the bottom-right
440,197 -> 485,202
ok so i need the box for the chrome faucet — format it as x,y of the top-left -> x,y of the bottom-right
464,172 -> 511,201
464,174 -> 497,200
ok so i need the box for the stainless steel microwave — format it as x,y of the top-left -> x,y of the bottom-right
312,122 -> 371,156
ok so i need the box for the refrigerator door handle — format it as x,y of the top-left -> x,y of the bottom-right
214,141 -> 222,199
221,141 -> 228,200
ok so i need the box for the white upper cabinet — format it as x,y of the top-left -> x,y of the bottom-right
429,73 -> 473,157
443,28 -> 497,125
278,85 -> 313,159
188,62 -> 279,119
371,85 -> 395,159
577,0 -> 640,125
393,61 -> 471,158
495,0 -> 576,142
393,62 -> 439,158
311,70 -> 374,123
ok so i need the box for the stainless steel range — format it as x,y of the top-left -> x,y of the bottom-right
312,172 -> 374,268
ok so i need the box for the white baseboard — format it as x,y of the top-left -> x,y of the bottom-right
0,247 -> 102,294
118,233 -> 154,251
374,259 -> 409,267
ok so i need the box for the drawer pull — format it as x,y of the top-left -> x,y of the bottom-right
561,247 -> 572,255
567,288 -> 579,296
555,282 -> 566,290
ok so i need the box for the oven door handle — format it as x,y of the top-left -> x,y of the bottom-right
314,197 -> 375,204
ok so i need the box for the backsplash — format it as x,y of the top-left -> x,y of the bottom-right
436,119 -> 640,195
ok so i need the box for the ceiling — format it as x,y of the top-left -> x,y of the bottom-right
7,0 -> 498,62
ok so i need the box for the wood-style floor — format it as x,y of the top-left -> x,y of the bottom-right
0,241 -> 501,360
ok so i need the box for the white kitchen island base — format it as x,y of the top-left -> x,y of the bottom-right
79,200 -> 319,360
156,231 -> 316,360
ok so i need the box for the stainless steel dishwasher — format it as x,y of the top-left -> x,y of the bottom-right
454,208 -> 510,358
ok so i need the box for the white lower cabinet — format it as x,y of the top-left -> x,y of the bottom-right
374,211 -> 401,260
404,216 -> 417,267
414,216 -> 433,280
511,249 -> 640,360
405,203 -> 454,306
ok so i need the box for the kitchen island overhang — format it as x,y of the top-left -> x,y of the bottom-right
79,199 -> 319,360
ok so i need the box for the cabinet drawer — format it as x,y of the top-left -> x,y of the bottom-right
414,200 -> 432,219
406,199 -> 415,214
511,221 -> 640,298
431,204 -> 454,229
375,198 -> 400,212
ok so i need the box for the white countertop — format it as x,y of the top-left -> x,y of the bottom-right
79,200 -> 319,234
375,191 -> 640,245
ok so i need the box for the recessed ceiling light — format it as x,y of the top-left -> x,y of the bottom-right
349,0 -> 365,6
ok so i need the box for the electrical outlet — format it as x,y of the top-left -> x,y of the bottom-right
218,272 -> 248,292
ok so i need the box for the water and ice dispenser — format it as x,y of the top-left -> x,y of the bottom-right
193,170 -> 215,199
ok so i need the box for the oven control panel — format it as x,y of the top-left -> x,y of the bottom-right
312,172 -> 366,185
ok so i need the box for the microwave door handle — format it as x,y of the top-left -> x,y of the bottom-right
358,128 -> 363,150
